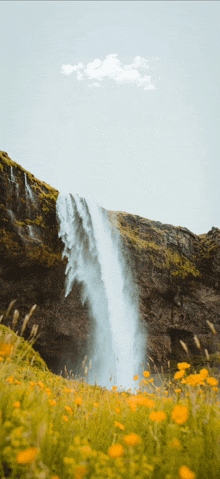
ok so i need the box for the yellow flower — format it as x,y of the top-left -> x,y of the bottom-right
133,375 -> 139,380
65,406 -> 73,416
177,363 -> 191,370
179,465 -> 196,479
172,405 -> 189,425
75,465 -> 87,479
16,447 -> 38,464
75,397 -> 82,406
199,369 -> 209,379
149,411 -> 166,423
175,389 -> 182,393
0,343 -> 13,356
169,437 -> 182,449
115,421 -> 125,430
108,444 -> 124,458
143,371 -> 150,378
207,377 -> 218,387
123,433 -> 142,446
13,402 -> 21,408
6,376 -> 14,384
175,370 -> 185,380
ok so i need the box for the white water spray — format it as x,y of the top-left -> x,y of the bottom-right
56,192 -> 147,394
10,166 -> 19,197
24,173 -> 34,202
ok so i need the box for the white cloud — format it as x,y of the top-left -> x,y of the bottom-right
61,54 -> 156,90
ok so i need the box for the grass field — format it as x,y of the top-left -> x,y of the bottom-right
0,302 -> 220,479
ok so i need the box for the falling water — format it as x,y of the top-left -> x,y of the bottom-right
10,166 -> 19,197
24,173 -> 34,202
56,192 -> 147,394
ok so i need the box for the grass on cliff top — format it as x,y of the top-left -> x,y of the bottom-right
0,303 -> 220,479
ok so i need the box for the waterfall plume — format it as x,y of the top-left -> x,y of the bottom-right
56,192 -> 147,394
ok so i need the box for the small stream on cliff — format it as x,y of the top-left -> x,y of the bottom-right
56,192 -> 147,395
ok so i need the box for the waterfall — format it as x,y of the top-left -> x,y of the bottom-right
24,173 -> 34,202
56,192 -> 147,394
10,166 -> 19,197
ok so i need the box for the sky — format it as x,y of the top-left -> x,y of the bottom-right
1,1 -> 220,235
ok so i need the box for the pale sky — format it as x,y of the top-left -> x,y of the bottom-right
1,1 -> 220,235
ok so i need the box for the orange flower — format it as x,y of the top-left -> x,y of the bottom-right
149,411 -> 166,423
179,465 -> 196,479
115,421 -> 125,430
6,376 -> 14,384
115,407 -> 121,414
112,386 -> 118,391
49,399 -> 56,406
13,401 -> 21,408
123,433 -> 142,446
75,465 -> 87,479
177,363 -> 191,370
65,406 -> 73,416
169,438 -> 182,449
175,370 -> 185,380
93,403 -> 99,407
207,377 -> 218,387
199,369 -> 209,379
108,444 -> 124,458
16,447 -> 38,464
38,381 -> 44,389
172,405 -> 189,425
0,343 -> 13,356
75,397 -> 82,406
133,375 -> 139,380
143,371 -> 150,378
63,415 -> 68,422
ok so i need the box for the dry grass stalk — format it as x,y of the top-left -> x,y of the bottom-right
28,324 -> 39,341
204,349 -> 210,360
6,299 -> 17,317
0,315 -> 3,324
180,340 -> 188,354
89,359 -> 92,370
12,309 -> 19,331
206,320 -> 217,335
84,366 -> 88,377
20,314 -> 31,337
82,355 -> 87,369
64,365 -> 69,379
194,335 -> 201,349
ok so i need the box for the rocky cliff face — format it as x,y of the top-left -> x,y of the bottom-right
1,150 -> 220,375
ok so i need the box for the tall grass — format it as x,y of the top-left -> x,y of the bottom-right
0,301 -> 220,478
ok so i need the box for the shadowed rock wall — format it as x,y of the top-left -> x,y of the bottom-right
1,150 -> 220,375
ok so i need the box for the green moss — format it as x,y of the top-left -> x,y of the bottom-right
0,164 -> 3,172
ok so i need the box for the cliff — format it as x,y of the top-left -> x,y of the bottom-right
1,150 -> 220,374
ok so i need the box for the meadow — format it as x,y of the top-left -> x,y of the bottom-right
0,302 -> 220,479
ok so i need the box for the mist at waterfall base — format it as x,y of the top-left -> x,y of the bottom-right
56,191 -> 147,395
